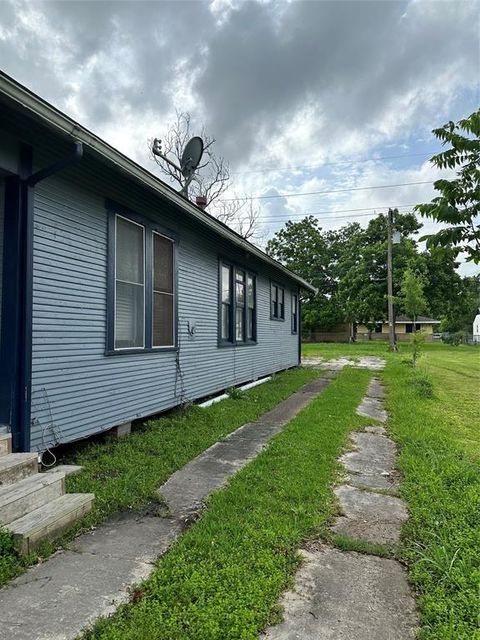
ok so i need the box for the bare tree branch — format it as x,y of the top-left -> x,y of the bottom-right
149,111 -> 260,241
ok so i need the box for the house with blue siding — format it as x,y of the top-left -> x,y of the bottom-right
0,71 -> 314,456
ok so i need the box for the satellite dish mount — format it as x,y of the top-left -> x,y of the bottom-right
152,136 -> 204,200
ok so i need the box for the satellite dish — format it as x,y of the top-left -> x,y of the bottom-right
180,136 -> 204,178
151,135 -> 204,200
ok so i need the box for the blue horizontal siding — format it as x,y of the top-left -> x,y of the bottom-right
30,173 -> 300,452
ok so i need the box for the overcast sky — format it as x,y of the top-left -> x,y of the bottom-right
0,0 -> 479,274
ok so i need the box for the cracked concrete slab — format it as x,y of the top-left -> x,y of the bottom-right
0,513 -> 181,640
332,485 -> 408,545
364,425 -> 386,435
303,356 -> 385,372
367,377 -> 385,398
340,432 -> 398,488
357,396 -> 388,422
343,432 -> 397,470
345,471 -> 398,492
262,547 -> 417,640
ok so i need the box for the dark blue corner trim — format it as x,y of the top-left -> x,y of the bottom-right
0,142 -> 83,451
0,146 -> 33,451
0,176 -> 21,438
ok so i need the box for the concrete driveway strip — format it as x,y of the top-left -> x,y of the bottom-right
0,373 -> 335,640
159,375 -> 333,520
263,371 -> 418,640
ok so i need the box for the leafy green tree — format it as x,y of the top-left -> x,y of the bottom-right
421,246 -> 462,319
415,109 -> 480,263
336,212 -> 421,330
399,268 -> 427,328
266,216 -> 343,331
440,274 -> 480,333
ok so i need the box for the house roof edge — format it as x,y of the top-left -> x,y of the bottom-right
0,70 -> 316,293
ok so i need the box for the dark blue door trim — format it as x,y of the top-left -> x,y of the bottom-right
0,145 -> 33,451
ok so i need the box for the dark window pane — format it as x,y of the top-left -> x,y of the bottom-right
271,284 -> 277,303
236,281 -> 245,306
236,306 -> 244,341
247,308 -> 254,340
222,303 -> 231,340
153,234 -> 173,293
116,217 -> 144,284
236,269 -> 245,282
115,281 -> 144,349
222,265 -> 231,303
247,276 -> 255,309
153,292 -> 174,346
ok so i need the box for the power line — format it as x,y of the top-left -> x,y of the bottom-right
230,150 -> 439,176
254,203 -> 416,222
219,180 -> 433,202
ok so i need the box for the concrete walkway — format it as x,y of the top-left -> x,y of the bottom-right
303,355 -> 385,371
263,376 -> 418,640
0,374 -> 335,640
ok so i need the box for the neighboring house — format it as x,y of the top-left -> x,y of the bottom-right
473,309 -> 480,343
356,315 -> 441,341
0,72 -> 314,455
303,323 -> 354,343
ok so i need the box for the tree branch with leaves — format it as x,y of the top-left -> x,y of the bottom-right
415,109 -> 480,263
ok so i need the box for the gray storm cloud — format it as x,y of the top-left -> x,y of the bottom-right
0,0 -> 478,169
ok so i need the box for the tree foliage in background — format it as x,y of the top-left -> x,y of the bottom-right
336,212 -> 422,331
265,216 -> 342,330
399,268 -> 427,327
415,109 -> 480,263
266,211 -> 478,335
150,111 -> 260,240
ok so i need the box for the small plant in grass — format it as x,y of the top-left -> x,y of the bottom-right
410,369 -> 434,399
227,386 -> 245,400
331,533 -> 395,558
0,528 -> 24,585
412,329 -> 427,368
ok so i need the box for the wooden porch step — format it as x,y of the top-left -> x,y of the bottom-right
0,453 -> 38,487
8,493 -> 94,554
0,472 -> 65,525
0,433 -> 12,457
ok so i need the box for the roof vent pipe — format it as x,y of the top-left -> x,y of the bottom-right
196,195 -> 207,210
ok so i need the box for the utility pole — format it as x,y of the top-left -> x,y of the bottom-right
387,208 -> 397,352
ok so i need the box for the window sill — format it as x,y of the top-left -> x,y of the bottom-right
270,316 -> 286,322
105,346 -> 178,356
217,340 -> 258,348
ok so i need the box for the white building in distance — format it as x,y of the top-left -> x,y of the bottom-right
473,309 -> 480,343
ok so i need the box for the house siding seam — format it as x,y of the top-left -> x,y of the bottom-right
30,174 -> 300,452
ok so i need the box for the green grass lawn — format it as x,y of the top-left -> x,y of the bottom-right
304,341 -> 480,639
83,367 -> 372,640
0,366 -> 318,588
3,342 -> 478,639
